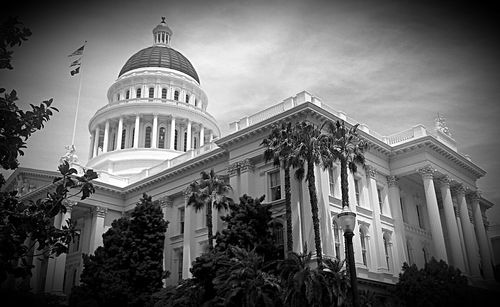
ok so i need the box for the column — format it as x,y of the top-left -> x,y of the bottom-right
347,172 -> 364,266
152,114 -> 158,149
116,117 -> 123,150
438,176 -> 465,271
454,185 -> 481,277
182,193 -> 194,279
133,114 -> 140,148
159,196 -> 172,286
92,126 -> 100,157
186,120 -> 192,151
199,125 -> 205,147
386,176 -> 408,274
366,166 -> 386,272
103,120 -> 110,153
88,135 -> 94,159
45,201 -> 75,293
89,206 -> 107,253
170,117 -> 176,150
470,191 -> 494,279
417,165 -> 448,262
239,159 -> 254,196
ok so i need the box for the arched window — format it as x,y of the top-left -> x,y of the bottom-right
174,90 -> 179,101
185,94 -> 190,103
193,137 -> 197,149
126,90 -> 130,100
174,129 -> 178,150
131,128 -> 135,147
360,228 -> 368,266
136,88 -> 141,98
116,94 -> 120,101
271,221 -> 285,259
149,87 -> 154,98
121,129 -> 126,149
333,220 -> 341,259
162,88 -> 167,99
194,99 -> 198,107
159,127 -> 166,148
145,126 -> 152,148
183,131 -> 188,152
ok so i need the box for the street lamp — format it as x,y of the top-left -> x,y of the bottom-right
338,206 -> 360,307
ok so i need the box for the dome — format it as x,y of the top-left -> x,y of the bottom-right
118,46 -> 200,83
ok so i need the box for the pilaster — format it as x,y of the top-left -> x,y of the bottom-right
366,165 -> 386,272
386,175 -> 407,275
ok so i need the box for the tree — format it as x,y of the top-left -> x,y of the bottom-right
262,122 -> 295,253
394,258 -> 469,307
290,121 -> 325,267
72,194 -> 168,307
321,120 -> 367,209
186,169 -> 232,249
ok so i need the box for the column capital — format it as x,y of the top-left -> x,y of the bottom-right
93,206 -> 107,218
438,175 -> 452,187
62,199 -> 77,212
451,184 -> 466,196
386,175 -> 399,187
228,163 -> 239,177
239,159 -> 254,173
467,190 -> 482,202
417,165 -> 436,179
157,195 -> 173,208
365,165 -> 377,179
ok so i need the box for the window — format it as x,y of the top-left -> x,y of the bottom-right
72,269 -> 77,287
174,130 -> 178,150
178,250 -> 183,281
400,197 -> 407,223
328,168 -> 335,196
159,127 -> 166,148
272,222 -> 285,259
131,128 -> 135,147
377,188 -> 383,214
183,131 -> 188,152
149,87 -> 154,98
194,99 -> 198,107
111,133 -> 116,151
116,94 -> 120,101
145,126 -> 152,148
162,88 -> 167,99
416,205 -> 424,229
136,88 -> 141,98
407,241 -> 414,265
193,137 -> 197,149
126,90 -> 130,99
121,129 -> 126,149
269,170 -> 281,201
185,94 -> 190,103
360,228 -> 367,266
333,221 -> 341,259
174,90 -> 179,101
383,235 -> 390,269
354,179 -> 360,204
179,208 -> 185,235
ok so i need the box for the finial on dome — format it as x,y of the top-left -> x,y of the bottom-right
153,17 -> 172,47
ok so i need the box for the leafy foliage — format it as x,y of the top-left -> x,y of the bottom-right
394,258 -> 469,307
0,161 -> 97,287
72,194 -> 168,307
186,169 -> 232,249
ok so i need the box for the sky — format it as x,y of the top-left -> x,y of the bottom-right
2,0 -> 500,223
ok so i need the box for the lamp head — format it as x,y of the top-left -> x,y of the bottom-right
338,207 -> 356,233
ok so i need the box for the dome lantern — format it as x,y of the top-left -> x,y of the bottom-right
153,17 -> 173,46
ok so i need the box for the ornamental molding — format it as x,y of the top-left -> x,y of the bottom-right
227,163 -> 239,177
438,175 -> 451,187
63,199 -> 78,212
386,175 -> 399,187
467,190 -> 482,202
417,165 -> 436,179
157,195 -> 173,208
239,159 -> 255,173
94,206 -> 108,218
365,165 -> 377,179
451,184 -> 465,196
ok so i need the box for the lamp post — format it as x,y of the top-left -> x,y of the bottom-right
338,207 -> 360,307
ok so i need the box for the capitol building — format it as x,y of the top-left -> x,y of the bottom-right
4,18 -> 497,296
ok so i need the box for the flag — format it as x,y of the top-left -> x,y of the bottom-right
68,45 -> 84,57
70,58 -> 81,67
70,67 -> 80,76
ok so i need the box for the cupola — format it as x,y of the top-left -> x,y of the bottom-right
153,17 -> 173,46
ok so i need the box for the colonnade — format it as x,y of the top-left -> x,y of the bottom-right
90,115 -> 215,159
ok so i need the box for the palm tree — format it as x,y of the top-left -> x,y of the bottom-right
321,120 -> 367,209
261,122 -> 295,253
186,169 -> 232,249
291,120 -> 325,268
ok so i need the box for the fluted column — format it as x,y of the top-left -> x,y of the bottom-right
470,191 -> 494,279
116,117 -> 123,150
170,117 -> 176,150
454,185 -> 481,277
89,206 -> 107,253
366,166 -> 386,272
133,114 -> 140,148
438,176 -> 465,271
186,120 -> 192,151
386,176 -> 407,274
93,126 -> 100,157
103,120 -> 110,153
152,114 -> 158,149
417,165 -> 447,262
199,125 -> 205,147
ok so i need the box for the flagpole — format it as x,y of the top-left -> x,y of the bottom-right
71,41 -> 87,146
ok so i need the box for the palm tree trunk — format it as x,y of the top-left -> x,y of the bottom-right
340,157 -> 349,209
307,161 -> 323,268
284,164 -> 293,254
207,200 -> 214,249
